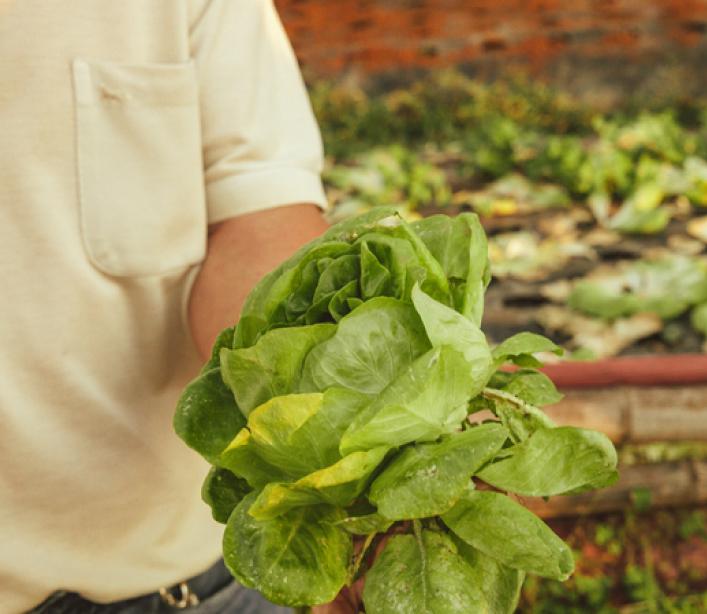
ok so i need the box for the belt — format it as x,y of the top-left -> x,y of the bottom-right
158,581 -> 200,609
30,559 -> 228,613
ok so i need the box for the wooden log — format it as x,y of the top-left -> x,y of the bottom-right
520,460 -> 707,519
628,386 -> 707,442
544,385 -> 707,443
544,388 -> 629,442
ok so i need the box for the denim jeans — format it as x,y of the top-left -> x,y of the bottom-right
28,560 -> 292,614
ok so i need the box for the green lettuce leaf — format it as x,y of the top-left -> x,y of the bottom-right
327,278 -> 360,321
356,231 -> 441,302
477,426 -> 618,496
482,387 -> 556,442
246,393 -> 323,476
334,513 -> 394,536
312,254 -> 360,305
460,214 -> 491,326
442,490 -> 574,580
412,213 -> 491,323
220,323 -> 335,416
266,242 -> 354,327
241,388 -> 370,479
362,530 -> 488,614
249,447 -> 388,519
340,345 -> 473,455
492,332 -> 563,366
224,493 -> 352,606
234,240 -> 351,348
173,368 -> 246,463
300,298 -> 430,395
201,326 -> 234,374
384,218 -> 452,303
489,369 -> 563,406
411,214 -> 477,281
218,429 -> 291,489
453,538 -> 525,614
321,207 -> 400,243
201,466 -> 250,524
368,423 -> 508,520
360,239 -> 393,298
234,204 -> 400,340
411,284 -> 493,394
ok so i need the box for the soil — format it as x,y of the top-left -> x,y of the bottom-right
420,204 -> 707,357
519,505 -> 707,612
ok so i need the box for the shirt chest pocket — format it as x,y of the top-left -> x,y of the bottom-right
72,59 -> 207,277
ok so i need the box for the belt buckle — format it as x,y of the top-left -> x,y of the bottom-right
159,582 -> 200,609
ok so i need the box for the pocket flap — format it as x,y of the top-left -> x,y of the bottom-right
73,59 -> 198,107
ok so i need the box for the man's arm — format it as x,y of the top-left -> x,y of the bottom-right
189,203 -> 364,614
188,203 -> 329,359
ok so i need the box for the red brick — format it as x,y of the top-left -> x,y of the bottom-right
274,0 -> 707,78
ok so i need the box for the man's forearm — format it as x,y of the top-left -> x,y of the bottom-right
188,203 -> 330,359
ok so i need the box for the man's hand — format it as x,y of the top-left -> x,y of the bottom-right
188,203 -> 329,359
312,581 -> 363,614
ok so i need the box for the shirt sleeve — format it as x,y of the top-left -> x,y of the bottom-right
189,0 -> 328,223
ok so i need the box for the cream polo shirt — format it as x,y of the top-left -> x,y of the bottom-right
0,1 -> 327,611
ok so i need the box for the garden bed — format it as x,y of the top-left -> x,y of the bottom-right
475,207 -> 707,360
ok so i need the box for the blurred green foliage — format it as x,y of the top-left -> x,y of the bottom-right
323,145 -> 451,222
522,572 -> 616,613
310,71 -> 594,159
568,256 -> 707,320
312,71 -> 707,231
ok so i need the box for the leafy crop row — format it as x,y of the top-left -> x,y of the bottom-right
315,71 -> 707,234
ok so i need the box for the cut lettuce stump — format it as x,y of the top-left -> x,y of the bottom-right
174,209 -> 618,613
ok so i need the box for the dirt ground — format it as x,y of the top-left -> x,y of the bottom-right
519,506 -> 707,612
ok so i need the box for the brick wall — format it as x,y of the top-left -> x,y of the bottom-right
275,0 -> 707,103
